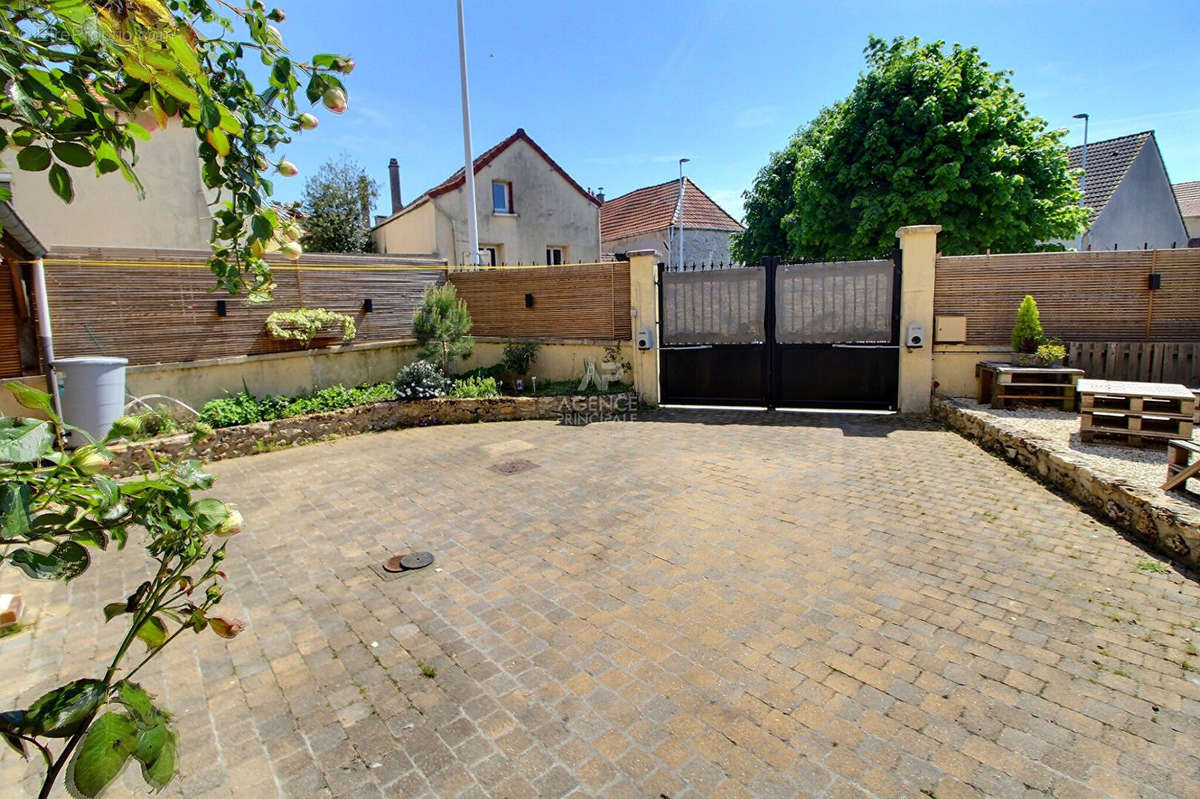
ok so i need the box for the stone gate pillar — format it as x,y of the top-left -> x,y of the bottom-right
627,250 -> 660,406
896,225 -> 941,414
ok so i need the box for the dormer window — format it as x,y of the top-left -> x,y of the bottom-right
492,180 -> 513,214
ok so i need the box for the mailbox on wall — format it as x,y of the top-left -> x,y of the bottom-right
934,315 -> 967,344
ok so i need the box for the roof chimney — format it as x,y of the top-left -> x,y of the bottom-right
597,187 -> 605,203
388,158 -> 402,213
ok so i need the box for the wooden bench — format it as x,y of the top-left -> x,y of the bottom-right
1077,379 -> 1196,447
976,362 -> 1083,410
1164,439 -> 1200,496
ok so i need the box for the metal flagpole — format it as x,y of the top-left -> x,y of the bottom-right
457,0 -> 480,266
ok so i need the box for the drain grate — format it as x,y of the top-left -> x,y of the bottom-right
490,459 -> 539,475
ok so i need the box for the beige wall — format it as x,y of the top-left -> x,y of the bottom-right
373,199 -> 437,255
124,340 -> 424,410
627,252 -> 660,406
455,339 -> 635,385
896,225 -> 940,413
932,344 -> 1013,398
9,122 -> 212,250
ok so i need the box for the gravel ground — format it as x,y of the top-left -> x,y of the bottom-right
955,398 -> 1200,508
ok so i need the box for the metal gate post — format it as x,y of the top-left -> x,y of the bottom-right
762,256 -> 779,409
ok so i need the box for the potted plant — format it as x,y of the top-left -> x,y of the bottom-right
1036,338 -> 1066,367
265,308 -> 356,348
1010,295 -> 1044,366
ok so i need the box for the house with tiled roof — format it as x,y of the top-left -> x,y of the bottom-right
371,128 -> 600,265
1066,131 -> 1188,250
1171,180 -> 1200,242
601,178 -> 743,267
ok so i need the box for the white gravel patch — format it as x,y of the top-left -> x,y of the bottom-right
954,398 -> 1200,504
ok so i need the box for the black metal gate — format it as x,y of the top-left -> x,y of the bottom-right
658,253 -> 901,409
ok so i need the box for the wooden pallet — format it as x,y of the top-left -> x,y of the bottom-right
976,362 -> 1083,410
1080,412 -> 1194,438
1164,439 -> 1200,495
1081,429 -> 1177,447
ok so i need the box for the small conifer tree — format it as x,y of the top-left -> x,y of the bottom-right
1011,295 -> 1044,353
413,284 -> 474,372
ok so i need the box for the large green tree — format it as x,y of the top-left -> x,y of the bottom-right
0,0 -> 354,298
733,36 -> 1089,263
300,153 -> 379,253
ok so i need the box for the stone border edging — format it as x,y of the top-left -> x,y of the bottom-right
932,396 -> 1200,569
108,395 -> 619,476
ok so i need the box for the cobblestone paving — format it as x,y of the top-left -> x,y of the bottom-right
4,410 -> 1200,798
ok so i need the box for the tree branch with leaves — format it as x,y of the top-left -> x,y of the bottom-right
0,384 -> 245,797
0,0 -> 355,299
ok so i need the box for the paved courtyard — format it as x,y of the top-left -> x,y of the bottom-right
5,410 -> 1200,798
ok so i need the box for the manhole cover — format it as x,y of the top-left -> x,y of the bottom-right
400,551 -> 434,570
382,552 -> 435,572
490,459 -> 539,475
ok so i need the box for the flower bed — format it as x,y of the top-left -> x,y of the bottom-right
108,395 -> 614,476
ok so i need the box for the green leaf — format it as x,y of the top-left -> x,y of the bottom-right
155,74 -> 199,107
70,712 -> 139,797
173,460 -> 213,489
71,529 -> 109,549
48,163 -> 74,202
167,33 -> 201,78
0,729 -> 26,760
16,146 -> 52,171
103,602 -> 127,621
93,475 -> 120,509
134,722 -> 165,762
126,121 -> 152,141
52,142 -> 94,168
311,54 -> 338,68
6,382 -> 55,416
114,682 -> 158,728
8,541 -> 90,581
0,418 -> 53,462
135,616 -> 168,650
24,679 -> 104,737
190,498 -> 227,531
140,726 -> 176,790
93,141 -> 120,174
250,213 -> 273,241
0,483 -> 32,538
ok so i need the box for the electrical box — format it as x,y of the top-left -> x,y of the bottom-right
934,315 -> 967,343
636,328 -> 654,350
905,322 -> 925,349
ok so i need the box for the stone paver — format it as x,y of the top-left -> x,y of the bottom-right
4,409 -> 1200,797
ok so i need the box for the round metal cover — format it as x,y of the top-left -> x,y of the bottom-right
382,555 -> 406,573
399,551 -> 434,570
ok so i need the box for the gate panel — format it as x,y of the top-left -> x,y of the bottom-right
773,258 -> 899,409
659,266 -> 766,405
658,257 -> 900,409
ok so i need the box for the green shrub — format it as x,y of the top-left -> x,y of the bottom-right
502,341 -> 539,375
450,376 -> 500,398
1036,340 -> 1066,366
134,406 -> 179,438
1011,295 -> 1044,353
199,382 -> 393,428
413,284 -> 474,371
395,360 -> 449,400
457,363 -> 506,383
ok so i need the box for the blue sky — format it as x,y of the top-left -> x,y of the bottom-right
270,0 -> 1200,223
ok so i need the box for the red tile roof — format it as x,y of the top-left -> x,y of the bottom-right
1174,180 -> 1200,218
373,129 -> 598,230
425,128 -> 599,206
601,178 -> 743,241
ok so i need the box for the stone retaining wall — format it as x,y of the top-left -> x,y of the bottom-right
932,396 -> 1200,570
109,395 -> 615,475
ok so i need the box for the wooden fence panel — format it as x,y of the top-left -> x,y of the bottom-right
448,262 -> 631,341
1067,342 -> 1200,385
42,247 -> 443,367
934,250 -> 1167,344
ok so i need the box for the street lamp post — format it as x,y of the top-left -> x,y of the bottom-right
676,158 -> 690,270
1073,112 -> 1089,250
457,0 -> 479,266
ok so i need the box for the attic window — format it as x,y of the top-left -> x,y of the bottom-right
492,181 -> 513,214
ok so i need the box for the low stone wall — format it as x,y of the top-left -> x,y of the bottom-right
109,395 -> 595,475
932,397 -> 1200,570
